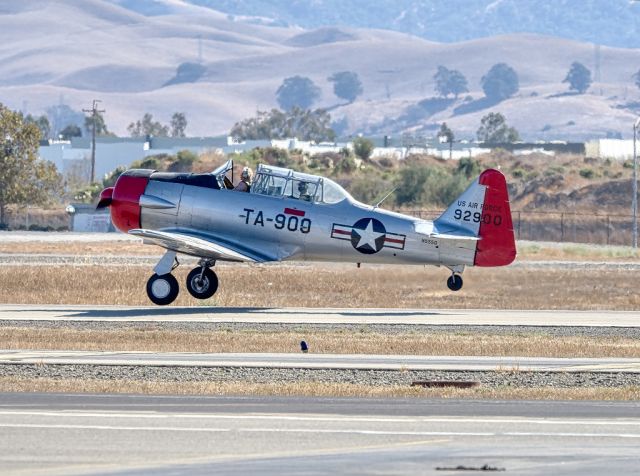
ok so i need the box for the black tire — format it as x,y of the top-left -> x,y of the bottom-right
146,273 -> 179,306
186,267 -> 219,300
446,274 -> 463,291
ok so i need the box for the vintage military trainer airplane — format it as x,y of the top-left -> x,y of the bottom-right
97,160 -> 516,305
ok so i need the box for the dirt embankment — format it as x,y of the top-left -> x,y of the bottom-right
476,153 -> 635,214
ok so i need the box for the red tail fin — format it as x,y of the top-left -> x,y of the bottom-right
473,169 -> 516,267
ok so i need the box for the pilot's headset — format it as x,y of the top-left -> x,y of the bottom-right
241,167 -> 252,182
298,181 -> 307,193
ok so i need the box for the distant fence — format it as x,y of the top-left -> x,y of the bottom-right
0,206 -> 637,247
1,207 -> 69,231
405,210 -> 635,247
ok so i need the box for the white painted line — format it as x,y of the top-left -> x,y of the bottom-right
1,424 -> 639,439
0,410 -> 638,427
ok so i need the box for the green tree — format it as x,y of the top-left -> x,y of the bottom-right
84,110 -> 111,137
0,104 -> 62,224
230,108 -> 335,142
46,104 -> 84,138
352,137 -> 375,162
563,62 -> 592,93
170,112 -> 188,137
102,165 -> 127,188
437,122 -> 454,159
24,114 -> 50,140
433,66 -> 468,99
60,124 -> 82,140
457,157 -> 481,179
327,71 -> 363,103
481,63 -> 519,101
477,112 -> 520,143
276,76 -> 321,111
164,62 -> 206,86
127,113 -> 169,138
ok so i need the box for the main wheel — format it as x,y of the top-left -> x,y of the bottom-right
186,267 -> 219,300
146,273 -> 179,305
446,274 -> 463,291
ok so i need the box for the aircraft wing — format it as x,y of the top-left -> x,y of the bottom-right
128,229 -> 266,263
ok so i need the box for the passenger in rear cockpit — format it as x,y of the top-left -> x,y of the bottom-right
234,167 -> 252,192
297,181 -> 311,201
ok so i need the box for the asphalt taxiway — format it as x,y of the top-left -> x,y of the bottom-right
0,393 -> 638,476
1,304 -> 639,327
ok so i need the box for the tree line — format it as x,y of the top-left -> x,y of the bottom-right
23,108 -> 190,142
273,60 -> 604,115
432,61 -> 598,102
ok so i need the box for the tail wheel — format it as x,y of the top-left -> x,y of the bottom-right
447,274 -> 463,291
146,273 -> 179,306
186,267 -> 219,300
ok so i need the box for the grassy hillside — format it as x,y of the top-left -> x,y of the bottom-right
1,0 -> 639,141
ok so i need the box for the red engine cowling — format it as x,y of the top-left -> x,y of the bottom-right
97,169 -> 153,233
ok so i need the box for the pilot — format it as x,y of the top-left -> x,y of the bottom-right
297,181 -> 311,201
234,167 -> 252,192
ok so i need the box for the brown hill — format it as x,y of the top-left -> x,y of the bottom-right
0,0 -> 639,140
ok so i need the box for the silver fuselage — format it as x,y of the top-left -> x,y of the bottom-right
139,180 -> 475,266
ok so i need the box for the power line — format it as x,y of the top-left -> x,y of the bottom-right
83,100 -> 105,184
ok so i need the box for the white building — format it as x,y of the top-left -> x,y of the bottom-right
585,139 -> 634,161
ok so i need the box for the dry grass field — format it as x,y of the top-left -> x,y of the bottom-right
1,327 -> 637,357
1,239 -> 637,400
0,377 -> 637,401
0,263 -> 637,310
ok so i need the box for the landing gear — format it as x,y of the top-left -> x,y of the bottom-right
145,253 -> 219,306
146,273 -> 179,305
186,264 -> 218,300
447,273 -> 463,291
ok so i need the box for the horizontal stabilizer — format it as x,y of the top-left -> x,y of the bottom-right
414,222 -> 479,241
430,233 -> 480,241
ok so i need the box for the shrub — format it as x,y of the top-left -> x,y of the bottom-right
579,168 -> 595,179
348,176 -> 392,205
334,155 -> 357,174
377,157 -> 395,169
167,150 -> 198,172
394,163 -> 468,207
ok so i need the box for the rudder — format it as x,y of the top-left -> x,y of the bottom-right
473,169 -> 516,266
434,169 -> 516,267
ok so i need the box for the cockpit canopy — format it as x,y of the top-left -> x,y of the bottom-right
251,164 -> 352,204
212,160 -> 352,204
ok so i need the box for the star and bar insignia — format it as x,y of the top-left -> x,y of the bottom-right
331,218 -> 406,254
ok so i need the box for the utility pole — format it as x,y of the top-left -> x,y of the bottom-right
83,100 -> 105,183
633,118 -> 640,248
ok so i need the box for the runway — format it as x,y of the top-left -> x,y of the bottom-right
0,393 -> 638,475
1,350 -> 638,373
1,304 -> 639,327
